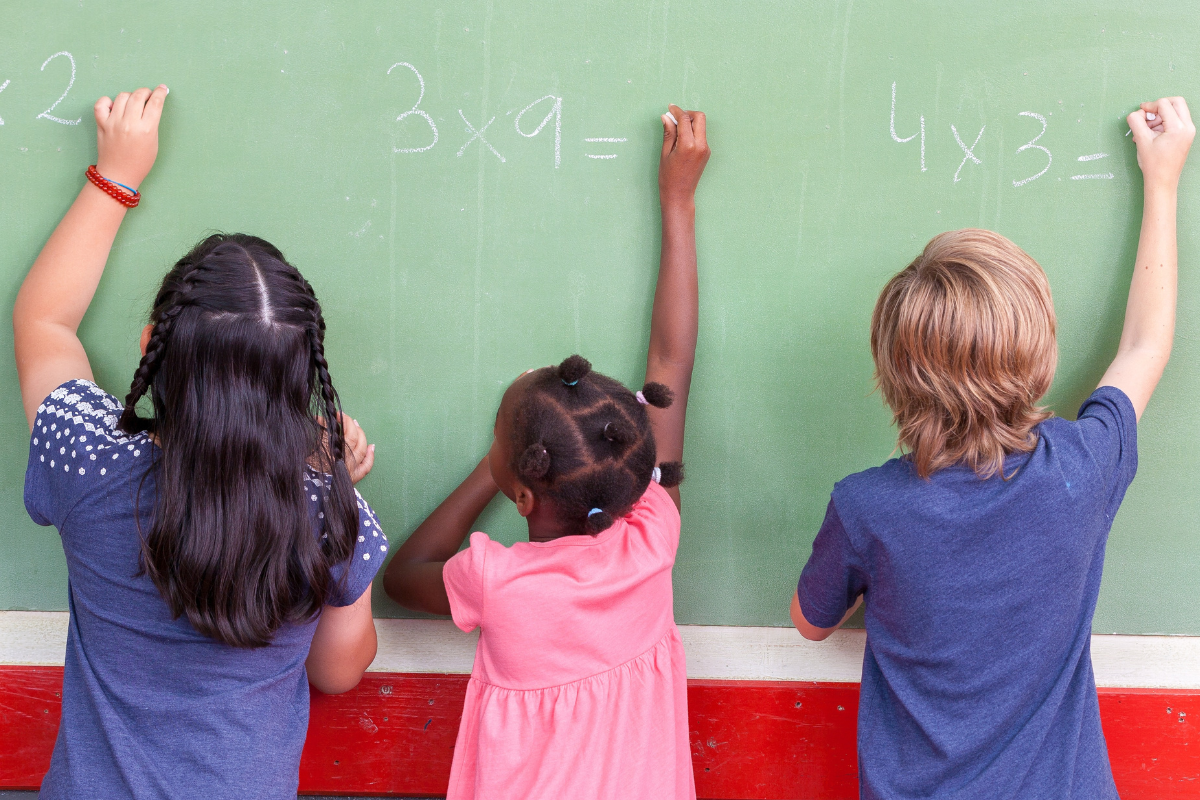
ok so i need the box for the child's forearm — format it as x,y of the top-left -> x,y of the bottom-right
646,200 -> 699,460
1119,184 -> 1178,362
382,457 -> 497,611
401,457 -> 498,562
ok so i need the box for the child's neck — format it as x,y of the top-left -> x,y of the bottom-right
525,504 -> 579,542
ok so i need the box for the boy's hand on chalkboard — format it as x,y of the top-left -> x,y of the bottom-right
94,84 -> 169,192
1128,97 -> 1194,190
659,104 -> 710,204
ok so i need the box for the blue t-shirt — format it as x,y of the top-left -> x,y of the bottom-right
24,380 -> 387,800
798,386 -> 1136,800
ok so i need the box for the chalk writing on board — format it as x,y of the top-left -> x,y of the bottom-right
890,82 -> 926,172
1012,112 -> 1052,187
891,83 -> 1121,188
951,124 -> 985,183
584,137 -> 627,160
0,80 -> 9,126
37,51 -> 81,126
1072,152 -> 1114,180
388,62 -> 438,153
457,110 -> 505,162
514,95 -> 562,168
389,61 -> 629,168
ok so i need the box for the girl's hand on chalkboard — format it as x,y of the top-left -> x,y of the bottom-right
1128,97 -> 1194,190
342,415 -> 376,484
659,104 -> 710,205
312,413 -> 375,483
94,84 -> 169,192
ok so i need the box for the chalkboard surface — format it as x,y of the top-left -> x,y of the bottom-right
2,1 -> 1197,633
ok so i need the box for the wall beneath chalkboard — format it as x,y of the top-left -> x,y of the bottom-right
1,1 -> 1197,632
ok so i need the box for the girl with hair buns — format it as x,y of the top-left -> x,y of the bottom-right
14,86 -> 384,799
384,104 -> 710,800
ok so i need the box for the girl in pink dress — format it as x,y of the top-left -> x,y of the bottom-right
384,104 -> 710,800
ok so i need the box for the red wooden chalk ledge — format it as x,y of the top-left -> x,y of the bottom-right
1,667 -> 1197,798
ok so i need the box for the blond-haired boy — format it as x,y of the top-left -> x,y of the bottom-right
792,97 -> 1194,799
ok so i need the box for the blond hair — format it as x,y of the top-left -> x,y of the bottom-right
870,229 -> 1057,479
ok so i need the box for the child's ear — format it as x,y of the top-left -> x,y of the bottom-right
139,323 -> 153,356
514,484 -> 536,517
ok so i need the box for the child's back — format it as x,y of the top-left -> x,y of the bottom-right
385,105 -> 709,800
804,389 -> 1133,796
794,97 -> 1193,800
445,481 -> 688,798
28,383 -> 382,799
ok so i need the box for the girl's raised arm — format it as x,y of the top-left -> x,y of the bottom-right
13,85 -> 168,428
646,105 -> 710,509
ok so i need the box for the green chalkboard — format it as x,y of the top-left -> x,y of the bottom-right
2,1 -> 1197,633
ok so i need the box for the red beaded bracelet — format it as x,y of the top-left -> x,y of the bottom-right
85,165 -> 140,208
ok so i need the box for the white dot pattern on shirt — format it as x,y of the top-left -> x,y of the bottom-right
39,385 -> 394,572
37,382 -> 139,487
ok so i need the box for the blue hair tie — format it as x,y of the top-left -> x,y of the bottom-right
562,378 -> 579,386
588,507 -> 603,517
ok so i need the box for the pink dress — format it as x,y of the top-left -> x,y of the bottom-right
442,481 -> 694,800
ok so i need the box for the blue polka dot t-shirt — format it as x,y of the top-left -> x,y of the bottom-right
24,380 -> 386,800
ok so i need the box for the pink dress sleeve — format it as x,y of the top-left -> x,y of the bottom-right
443,531 -> 492,632
627,481 -> 682,556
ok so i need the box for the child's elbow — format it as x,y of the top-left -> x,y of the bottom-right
789,593 -> 836,641
309,669 -> 366,695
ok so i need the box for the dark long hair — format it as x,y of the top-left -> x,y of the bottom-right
118,233 -> 358,648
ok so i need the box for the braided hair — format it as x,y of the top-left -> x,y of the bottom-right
119,233 -> 358,648
511,354 -> 683,536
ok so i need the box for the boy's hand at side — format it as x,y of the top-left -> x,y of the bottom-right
659,105 -> 710,206
95,85 -> 169,191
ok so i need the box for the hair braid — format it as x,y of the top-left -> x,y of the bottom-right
307,323 -> 345,467
118,303 -> 184,435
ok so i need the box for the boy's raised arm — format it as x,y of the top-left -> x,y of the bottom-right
13,86 -> 168,429
1100,96 -> 1195,419
646,105 -> 710,510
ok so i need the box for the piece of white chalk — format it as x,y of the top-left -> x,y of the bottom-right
665,110 -> 678,125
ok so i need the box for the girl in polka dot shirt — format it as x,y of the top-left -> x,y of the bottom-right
13,87 -> 385,800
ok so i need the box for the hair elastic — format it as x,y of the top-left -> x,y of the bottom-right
635,390 -> 648,405
588,507 -> 603,517
563,379 -> 579,386
651,466 -> 662,484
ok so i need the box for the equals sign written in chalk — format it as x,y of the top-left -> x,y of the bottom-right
584,137 -> 627,159
1072,153 -> 1114,180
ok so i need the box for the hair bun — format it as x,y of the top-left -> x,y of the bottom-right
519,443 -> 552,480
639,382 -> 674,409
584,508 -> 615,534
656,461 -> 684,488
558,354 -> 592,386
602,419 -> 634,444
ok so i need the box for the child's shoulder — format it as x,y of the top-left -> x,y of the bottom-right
833,457 -> 915,499
37,379 -> 125,432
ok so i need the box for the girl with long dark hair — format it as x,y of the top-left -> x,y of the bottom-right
13,86 -> 384,799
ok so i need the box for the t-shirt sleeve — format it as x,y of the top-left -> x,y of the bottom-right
628,480 -> 682,556
24,379 -> 128,529
1077,385 -> 1138,521
443,531 -> 491,632
325,487 -> 388,607
796,498 -> 868,629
